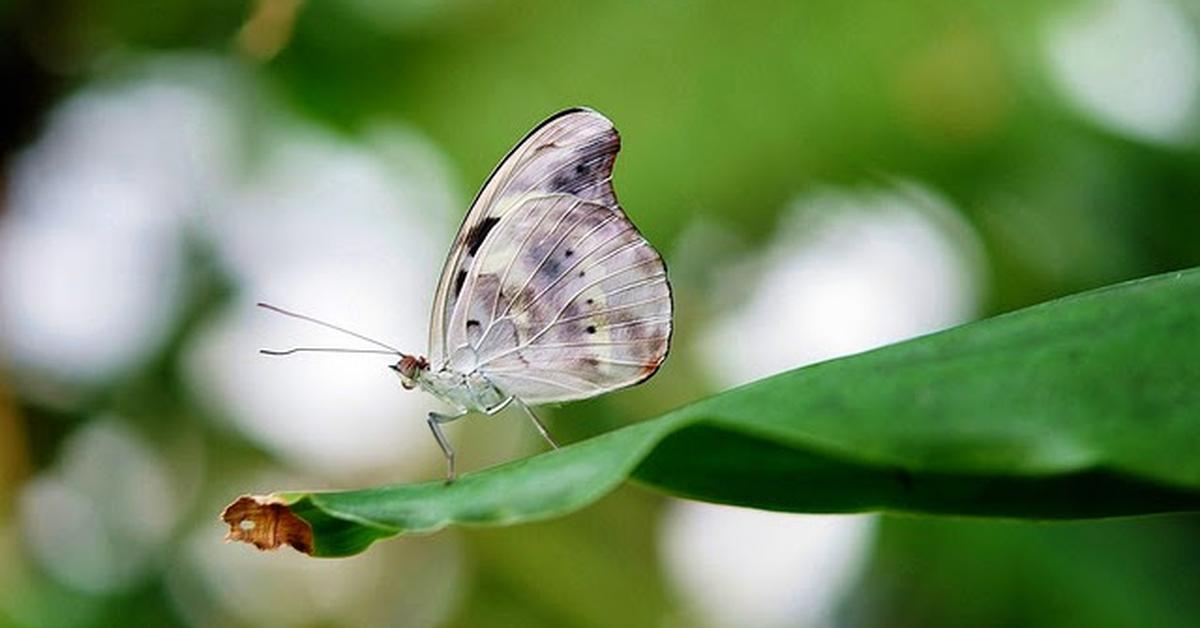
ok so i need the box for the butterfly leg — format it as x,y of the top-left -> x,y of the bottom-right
427,409 -> 467,483
482,396 -> 514,415
514,397 -> 559,450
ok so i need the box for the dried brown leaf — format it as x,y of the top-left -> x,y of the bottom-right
221,495 -> 313,554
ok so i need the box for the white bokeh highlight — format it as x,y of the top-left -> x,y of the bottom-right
665,181 -> 986,628
0,54 -> 468,623
18,419 -> 179,594
0,60 -> 238,385
185,123 -> 457,476
1044,0 -> 1200,145
702,182 -> 983,386
663,505 -> 876,628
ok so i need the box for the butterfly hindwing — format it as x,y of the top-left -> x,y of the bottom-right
429,109 -> 671,403
447,193 -> 671,403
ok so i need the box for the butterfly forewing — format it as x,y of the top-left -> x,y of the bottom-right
428,109 -> 622,367
429,108 -> 671,403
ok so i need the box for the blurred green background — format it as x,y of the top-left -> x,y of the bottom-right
1,0 -> 1198,626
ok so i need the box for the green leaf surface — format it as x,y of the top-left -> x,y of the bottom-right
223,269 -> 1200,557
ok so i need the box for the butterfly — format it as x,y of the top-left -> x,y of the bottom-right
261,107 -> 673,482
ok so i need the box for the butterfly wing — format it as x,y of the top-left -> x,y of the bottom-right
429,109 -> 671,404
428,108 -> 621,368
450,192 -> 672,403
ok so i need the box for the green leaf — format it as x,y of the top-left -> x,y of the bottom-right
223,268 -> 1200,557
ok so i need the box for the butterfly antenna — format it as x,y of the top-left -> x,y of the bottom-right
260,347 -> 400,357
256,302 -> 405,357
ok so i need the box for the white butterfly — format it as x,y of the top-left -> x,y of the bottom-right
262,108 -> 673,481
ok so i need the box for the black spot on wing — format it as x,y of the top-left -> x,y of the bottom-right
454,269 -> 467,297
465,216 -> 501,256
548,139 -> 615,196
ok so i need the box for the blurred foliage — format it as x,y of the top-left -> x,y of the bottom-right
2,0 -> 1199,627
851,514 -> 1200,628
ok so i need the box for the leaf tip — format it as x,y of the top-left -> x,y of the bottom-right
221,494 -> 314,555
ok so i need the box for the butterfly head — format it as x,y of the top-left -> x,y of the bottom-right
390,354 -> 429,390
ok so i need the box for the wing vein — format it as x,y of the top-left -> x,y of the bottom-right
515,130 -> 615,200
476,215 -> 630,349
487,371 -> 593,394
475,195 -> 575,328
506,226 -> 643,319
553,294 -> 672,327
599,316 -> 673,331
494,199 -> 606,321
496,336 -> 670,350
475,267 -> 666,369
486,197 -> 564,324
453,193 -> 566,341
498,213 -> 628,321
474,203 -> 615,350
583,356 -> 655,367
